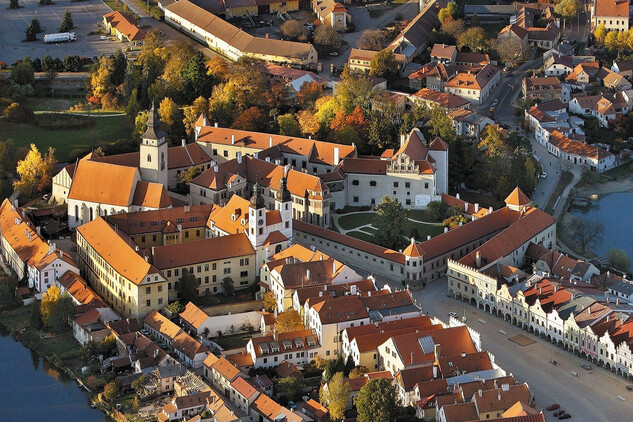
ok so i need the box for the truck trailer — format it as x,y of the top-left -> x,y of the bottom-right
43,32 -> 77,43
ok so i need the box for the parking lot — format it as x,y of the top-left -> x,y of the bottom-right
0,0 -> 122,64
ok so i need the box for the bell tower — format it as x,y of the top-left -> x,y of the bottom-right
275,175 -> 293,240
140,103 -> 168,187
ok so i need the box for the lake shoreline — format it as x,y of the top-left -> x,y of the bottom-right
0,318 -> 110,421
574,173 -> 633,198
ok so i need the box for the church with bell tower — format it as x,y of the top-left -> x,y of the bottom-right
140,103 -> 169,187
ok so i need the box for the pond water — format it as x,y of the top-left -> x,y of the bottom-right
0,329 -> 105,421
570,192 -> 633,258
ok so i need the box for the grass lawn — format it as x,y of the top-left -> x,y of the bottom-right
407,208 -> 440,223
21,98 -> 82,112
0,115 -> 133,162
403,221 -> 445,240
346,230 -> 376,243
602,162 -> 633,180
337,212 -> 377,230
214,334 -> 252,351
545,171 -> 574,215
363,226 -> 379,235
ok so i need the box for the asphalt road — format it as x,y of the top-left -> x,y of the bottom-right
0,0 -> 123,64
409,279 -> 633,422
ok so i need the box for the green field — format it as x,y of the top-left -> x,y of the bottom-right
345,230 -> 376,242
0,115 -> 133,162
337,212 -> 377,230
336,210 -> 445,243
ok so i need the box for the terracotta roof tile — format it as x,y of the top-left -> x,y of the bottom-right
180,302 -> 209,330
412,88 -> 470,109
69,160 -> 138,207
152,233 -> 254,269
78,217 -> 161,285
131,181 -> 172,209
144,310 -> 182,341
103,11 -> 146,40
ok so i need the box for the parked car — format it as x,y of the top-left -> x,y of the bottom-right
547,403 -> 560,411
553,410 -> 566,417
490,99 -> 499,110
627,385 -> 633,391
581,363 -> 593,370
559,413 -> 571,420
540,172 -> 547,178
329,51 -> 339,56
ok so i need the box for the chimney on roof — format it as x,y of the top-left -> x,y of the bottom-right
478,389 -> 482,397
368,291 -> 372,297
539,287 -> 542,295
306,269 -> 310,281
333,147 -> 340,166
501,383 -> 510,392
617,298 -> 620,305
554,285 -> 557,292
498,391 -> 501,401
214,122 -> 218,128
48,242 -> 56,255
265,157 -> 271,162
474,203 -> 479,213
319,291 -> 323,297
461,352 -> 466,358
456,193 -> 460,200
60,250 -> 63,258
333,260 -> 336,274
214,164 -> 219,172
464,201 -> 469,212
320,254 -> 324,260
400,133 -> 406,147
154,348 -> 159,358
182,139 -> 186,147
231,135 -> 235,144
434,343 -> 441,361
458,222 -> 462,227
265,33 -> 269,39
432,362 -> 438,379
324,284 -> 327,291
237,152 -> 242,164
269,136 -> 273,148
151,246 -> 156,257
427,235 -> 431,241
489,206 -> 493,213
411,352 -> 414,364
410,237 -> 415,245
351,284 -> 357,295
274,307 -> 278,319
588,306 -> 591,314
177,224 -> 182,232
36,226 -> 41,236
444,227 -> 448,233
476,251 -> 481,268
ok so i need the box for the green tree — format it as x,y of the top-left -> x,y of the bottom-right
42,54 -> 55,72
336,69 -> 375,114
478,124 -> 506,157
606,248 -> 631,272
11,61 -> 34,85
182,51 -> 214,103
125,89 -> 140,123
297,81 -> 323,109
63,55 -> 81,72
131,374 -> 148,393
25,21 -> 37,41
29,18 -> 42,33
373,196 -> 409,251
276,375 -> 304,398
471,12 -> 480,27
29,301 -> 43,329
320,372 -> 349,420
177,166 -> 201,189
425,106 -> 456,144
48,295 -> 74,333
221,276 -> 234,296
167,301 -> 184,314
438,2 -> 457,22
177,269 -> 199,303
369,48 -> 399,80
110,49 -> 127,86
59,9 -> 74,32
277,113 -> 302,136
349,366 -> 369,378
9,0 -> 19,9
356,378 -> 399,422
134,110 -> 150,138
457,26 -> 489,52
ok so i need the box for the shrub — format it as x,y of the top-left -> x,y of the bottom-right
4,102 -> 34,123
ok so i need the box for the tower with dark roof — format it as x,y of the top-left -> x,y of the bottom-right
274,176 -> 293,241
140,103 -> 169,187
